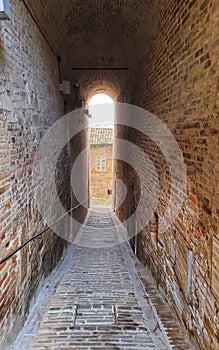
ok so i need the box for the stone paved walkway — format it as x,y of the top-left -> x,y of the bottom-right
12,209 -> 195,350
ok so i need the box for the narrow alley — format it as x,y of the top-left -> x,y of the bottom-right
0,1 -> 218,349
13,210 -> 194,350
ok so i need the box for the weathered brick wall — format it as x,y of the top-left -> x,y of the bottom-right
0,0 -> 218,348
0,1 -> 79,347
69,129 -> 89,226
90,144 -> 113,200
117,1 -> 219,349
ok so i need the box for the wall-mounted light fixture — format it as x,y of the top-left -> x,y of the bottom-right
0,0 -> 11,20
84,108 -> 92,118
59,80 -> 71,95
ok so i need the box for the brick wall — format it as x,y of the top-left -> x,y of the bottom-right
0,1 -> 86,347
0,0 -> 218,348
90,144 -> 113,200
115,1 -> 219,349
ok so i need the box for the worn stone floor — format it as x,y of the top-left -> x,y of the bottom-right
12,209 -> 195,350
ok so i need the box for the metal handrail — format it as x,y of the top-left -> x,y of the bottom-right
0,198 -> 89,266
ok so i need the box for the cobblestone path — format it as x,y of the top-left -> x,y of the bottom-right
13,209 -> 195,350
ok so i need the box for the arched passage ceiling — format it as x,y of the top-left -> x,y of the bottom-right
26,0 -> 160,98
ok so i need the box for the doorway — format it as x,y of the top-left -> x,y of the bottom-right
88,93 -> 115,209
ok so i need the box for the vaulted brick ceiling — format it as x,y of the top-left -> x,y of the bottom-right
26,0 -> 160,97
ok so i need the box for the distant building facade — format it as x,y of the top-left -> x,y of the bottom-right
89,128 -> 113,200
